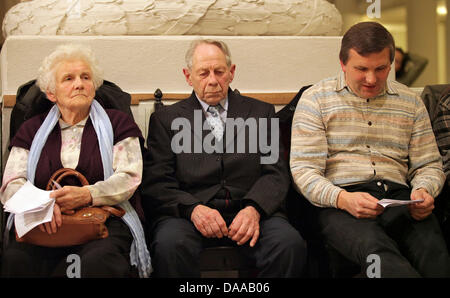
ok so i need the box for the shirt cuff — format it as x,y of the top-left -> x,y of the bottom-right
412,182 -> 438,198
85,185 -> 100,206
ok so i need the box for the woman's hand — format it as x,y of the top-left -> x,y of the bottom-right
49,186 -> 93,213
39,203 -> 62,234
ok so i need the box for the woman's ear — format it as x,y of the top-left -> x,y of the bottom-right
46,90 -> 57,103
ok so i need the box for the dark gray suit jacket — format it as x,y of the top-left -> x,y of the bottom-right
141,89 -> 290,226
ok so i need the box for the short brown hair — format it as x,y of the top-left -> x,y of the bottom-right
339,22 -> 395,65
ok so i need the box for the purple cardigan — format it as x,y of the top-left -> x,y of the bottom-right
10,109 -> 143,190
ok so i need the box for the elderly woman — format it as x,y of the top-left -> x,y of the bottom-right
0,44 -> 151,278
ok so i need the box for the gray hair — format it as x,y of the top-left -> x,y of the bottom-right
185,39 -> 232,70
36,43 -> 104,93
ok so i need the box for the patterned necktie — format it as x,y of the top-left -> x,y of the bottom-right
207,105 -> 224,141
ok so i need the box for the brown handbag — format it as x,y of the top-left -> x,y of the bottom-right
16,168 -> 125,247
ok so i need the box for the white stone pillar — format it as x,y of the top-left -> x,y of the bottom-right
407,0 -> 438,86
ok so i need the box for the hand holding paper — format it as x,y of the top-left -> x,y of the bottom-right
409,188 -> 435,221
3,181 -> 55,237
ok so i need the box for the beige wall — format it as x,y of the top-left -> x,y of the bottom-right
407,0 -> 439,86
447,0 -> 450,82
335,0 -> 447,86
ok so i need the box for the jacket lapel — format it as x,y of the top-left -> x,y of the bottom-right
225,89 -> 252,149
177,92 -> 208,146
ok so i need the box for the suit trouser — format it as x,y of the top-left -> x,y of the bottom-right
317,180 -> 450,278
150,216 -> 307,277
1,217 -> 133,277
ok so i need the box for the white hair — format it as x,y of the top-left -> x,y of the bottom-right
185,39 -> 232,70
36,43 -> 104,93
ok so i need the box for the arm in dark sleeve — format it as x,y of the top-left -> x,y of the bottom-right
141,110 -> 201,220
241,105 -> 290,217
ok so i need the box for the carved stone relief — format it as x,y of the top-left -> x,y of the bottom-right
3,0 -> 342,37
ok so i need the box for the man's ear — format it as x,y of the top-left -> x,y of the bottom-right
340,60 -> 346,73
229,64 -> 236,82
46,90 -> 57,103
183,68 -> 193,86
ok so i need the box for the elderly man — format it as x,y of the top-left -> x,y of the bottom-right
142,39 -> 306,277
290,22 -> 450,277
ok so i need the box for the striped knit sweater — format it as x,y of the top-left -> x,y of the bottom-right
290,72 -> 445,208
433,93 -> 450,179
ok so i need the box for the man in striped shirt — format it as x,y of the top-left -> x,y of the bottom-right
433,89 -> 450,249
433,91 -> 450,184
290,22 -> 450,277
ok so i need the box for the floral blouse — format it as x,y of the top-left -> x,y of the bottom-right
0,117 -> 143,206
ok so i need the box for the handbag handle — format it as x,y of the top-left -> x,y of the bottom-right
46,168 -> 89,190
45,168 -> 125,217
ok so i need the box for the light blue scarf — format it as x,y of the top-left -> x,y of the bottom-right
6,100 -> 152,278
